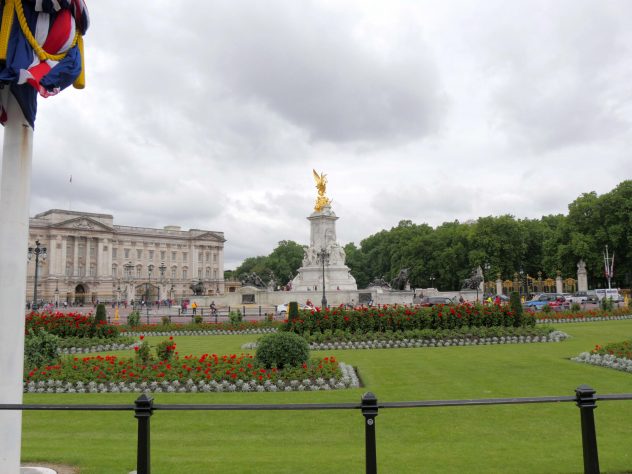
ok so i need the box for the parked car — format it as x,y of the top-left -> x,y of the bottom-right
566,291 -> 599,305
594,288 -> 623,302
524,293 -> 569,311
418,296 -> 455,307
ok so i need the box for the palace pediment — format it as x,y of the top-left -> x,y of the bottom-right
192,231 -> 226,243
54,216 -> 115,233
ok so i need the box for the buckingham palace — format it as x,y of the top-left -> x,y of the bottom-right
26,209 -> 226,306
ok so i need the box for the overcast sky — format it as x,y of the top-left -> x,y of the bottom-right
6,0 -> 631,269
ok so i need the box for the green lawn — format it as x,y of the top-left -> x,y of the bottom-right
21,321 -> 632,473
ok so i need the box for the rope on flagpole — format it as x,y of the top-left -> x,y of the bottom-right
0,0 -> 15,61
14,0 -> 79,62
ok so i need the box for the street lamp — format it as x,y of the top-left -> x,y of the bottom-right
146,264 -> 154,324
27,240 -> 47,310
483,262 -> 491,296
428,275 -> 436,288
54,279 -> 59,308
316,248 -> 330,308
519,268 -> 526,301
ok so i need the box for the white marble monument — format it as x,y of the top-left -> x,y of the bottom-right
291,171 -> 357,293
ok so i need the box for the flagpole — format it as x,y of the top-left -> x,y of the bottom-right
0,93 -> 34,473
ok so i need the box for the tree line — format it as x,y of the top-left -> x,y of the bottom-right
228,181 -> 631,291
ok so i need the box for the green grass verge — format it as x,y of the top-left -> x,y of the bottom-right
21,320 -> 632,473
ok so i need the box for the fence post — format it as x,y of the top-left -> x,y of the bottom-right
575,384 -> 600,474
361,392 -> 378,474
134,393 -> 154,474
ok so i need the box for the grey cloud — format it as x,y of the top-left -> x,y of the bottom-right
480,1 -> 632,151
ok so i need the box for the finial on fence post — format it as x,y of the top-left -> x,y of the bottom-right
135,394 -> 154,474
361,392 -> 379,474
575,385 -> 600,474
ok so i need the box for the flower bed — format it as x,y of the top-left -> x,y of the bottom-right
120,320 -> 280,335
23,352 -> 359,393
536,310 -> 632,324
122,327 -> 278,337
572,352 -> 632,374
243,329 -> 568,351
284,304 -> 534,335
572,339 -> 632,374
26,311 -> 119,338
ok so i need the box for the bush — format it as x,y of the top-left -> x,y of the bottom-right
288,302 -> 299,321
229,310 -> 243,326
135,340 -> 151,364
509,292 -> 523,327
601,298 -> 614,311
95,303 -> 107,324
24,329 -> 59,369
256,332 -> 309,369
541,304 -> 552,313
194,315 -> 203,324
571,302 -> 581,312
156,338 -> 176,361
127,310 -> 141,327
161,316 -> 170,326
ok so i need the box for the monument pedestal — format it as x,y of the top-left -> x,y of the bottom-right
291,205 -> 357,294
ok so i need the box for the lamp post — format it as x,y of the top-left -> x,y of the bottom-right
54,278 -> 59,308
316,248 -> 330,308
484,262 -> 491,296
146,264 -> 154,324
27,240 -> 47,310
519,268 -> 526,301
428,275 -> 436,288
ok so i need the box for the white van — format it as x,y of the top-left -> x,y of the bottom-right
594,288 -> 622,302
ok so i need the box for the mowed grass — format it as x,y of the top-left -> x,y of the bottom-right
21,321 -> 632,473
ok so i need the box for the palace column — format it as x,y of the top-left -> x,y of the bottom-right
97,237 -> 104,277
73,236 -> 79,277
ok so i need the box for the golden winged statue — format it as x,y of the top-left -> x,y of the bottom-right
312,169 -> 331,212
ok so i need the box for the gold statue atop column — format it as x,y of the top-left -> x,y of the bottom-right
312,169 -> 332,212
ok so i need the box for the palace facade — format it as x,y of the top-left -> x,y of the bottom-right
27,209 -> 225,305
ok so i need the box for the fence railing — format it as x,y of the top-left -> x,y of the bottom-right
2,385 -> 630,474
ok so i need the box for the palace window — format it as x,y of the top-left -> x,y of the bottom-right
124,249 -> 130,259
149,250 -> 154,260
137,249 -> 142,259
182,268 -> 188,279
171,267 -> 177,279
112,248 -> 117,259
161,251 -> 166,260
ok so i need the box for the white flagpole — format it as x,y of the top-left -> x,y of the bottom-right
0,93 -> 34,473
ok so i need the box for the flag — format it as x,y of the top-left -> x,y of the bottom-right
0,0 -> 89,128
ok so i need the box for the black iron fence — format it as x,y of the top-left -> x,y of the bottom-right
2,385 -> 630,474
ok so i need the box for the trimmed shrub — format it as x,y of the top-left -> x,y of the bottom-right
24,329 -> 59,369
127,310 -> 141,327
601,298 -> 614,311
571,302 -> 581,312
156,338 -> 176,361
510,292 -> 523,327
194,315 -> 203,324
256,332 -> 309,369
95,303 -> 107,324
229,310 -> 243,326
288,302 -> 299,321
